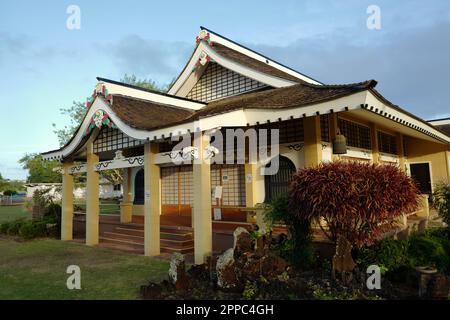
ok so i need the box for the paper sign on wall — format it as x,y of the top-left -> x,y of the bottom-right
213,208 -> 222,220
245,174 -> 252,183
213,186 -> 223,199
145,192 -> 150,199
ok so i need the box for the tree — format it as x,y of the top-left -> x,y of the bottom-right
19,154 -> 62,183
53,74 -> 170,147
433,181 -> 450,226
51,74 -> 170,185
288,161 -> 420,274
289,161 -> 420,246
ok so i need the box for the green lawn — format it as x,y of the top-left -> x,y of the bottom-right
0,205 -> 31,223
0,238 -> 169,299
74,199 -> 120,215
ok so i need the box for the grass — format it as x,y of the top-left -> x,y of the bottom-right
74,199 -> 120,215
0,238 -> 169,299
0,205 -> 31,223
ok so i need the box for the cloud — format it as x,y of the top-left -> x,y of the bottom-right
0,32 -> 59,72
246,19 -> 450,119
102,34 -> 194,84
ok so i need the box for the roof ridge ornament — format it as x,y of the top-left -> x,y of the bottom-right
86,84 -> 113,109
83,109 -> 118,137
196,30 -> 213,47
192,51 -> 213,73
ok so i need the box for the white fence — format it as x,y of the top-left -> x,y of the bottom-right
0,195 -> 26,205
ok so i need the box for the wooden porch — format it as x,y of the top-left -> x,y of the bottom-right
72,213 -> 257,256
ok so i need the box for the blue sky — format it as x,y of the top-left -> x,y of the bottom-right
1,0 -> 449,180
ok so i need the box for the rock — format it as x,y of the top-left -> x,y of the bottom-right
260,253 -> 289,276
233,227 -> 253,258
216,248 -> 238,289
429,274 -> 450,299
188,263 -> 210,282
168,253 -> 189,290
140,282 -> 163,299
332,236 -> 356,276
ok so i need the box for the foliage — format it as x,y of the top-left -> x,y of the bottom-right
32,187 -> 57,209
0,173 -> 25,192
355,238 -> 410,273
264,194 -> 315,269
120,74 -> 171,92
19,220 -> 48,240
52,74 -> 171,147
433,181 -> 450,226
289,161 -> 420,247
52,100 -> 87,147
4,218 -> 26,235
242,281 -> 258,299
407,230 -> 450,272
356,228 -> 450,274
19,154 -> 61,183
3,189 -> 18,196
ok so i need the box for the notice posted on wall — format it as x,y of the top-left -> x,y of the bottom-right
213,208 -> 222,220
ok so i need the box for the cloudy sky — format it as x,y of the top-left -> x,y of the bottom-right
1,0 -> 449,180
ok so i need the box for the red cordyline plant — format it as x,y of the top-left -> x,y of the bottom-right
288,161 -> 420,247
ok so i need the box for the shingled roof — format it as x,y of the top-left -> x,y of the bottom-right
434,124 -> 450,136
110,95 -> 195,130
189,80 -> 378,119
211,42 -> 306,83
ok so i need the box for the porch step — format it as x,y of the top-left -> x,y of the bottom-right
99,223 -> 195,255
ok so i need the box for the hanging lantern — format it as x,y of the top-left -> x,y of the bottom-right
332,130 -> 347,154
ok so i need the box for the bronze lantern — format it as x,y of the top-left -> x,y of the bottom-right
332,130 -> 347,154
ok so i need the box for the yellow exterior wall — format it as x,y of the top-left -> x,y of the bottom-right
404,136 -> 450,187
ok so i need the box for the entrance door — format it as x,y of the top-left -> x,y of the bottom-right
409,163 -> 432,197
264,156 -> 296,203
133,169 -> 144,205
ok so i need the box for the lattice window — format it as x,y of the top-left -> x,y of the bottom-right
338,118 -> 371,150
211,164 -> 246,207
378,131 -> 398,155
94,127 -> 144,153
186,63 -> 267,102
161,167 -> 179,205
179,166 -> 193,205
258,118 -> 304,144
320,114 -> 330,142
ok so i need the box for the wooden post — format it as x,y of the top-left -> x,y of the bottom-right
304,116 -> 322,167
61,162 -> 74,241
193,132 -> 212,264
144,142 -> 161,256
86,142 -> 100,246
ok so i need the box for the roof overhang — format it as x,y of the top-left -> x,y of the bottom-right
42,89 -> 450,161
428,118 -> 450,126
97,78 -> 205,110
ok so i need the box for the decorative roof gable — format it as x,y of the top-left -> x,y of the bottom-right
186,62 -> 268,102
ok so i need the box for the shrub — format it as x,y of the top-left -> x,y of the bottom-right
289,161 -> 420,247
355,237 -> 410,272
433,181 -> 450,226
408,231 -> 450,272
19,220 -> 48,240
356,228 -> 450,274
264,194 -> 314,269
0,221 -> 11,234
6,219 -> 26,235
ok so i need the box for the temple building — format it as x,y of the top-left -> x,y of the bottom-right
42,27 -> 450,264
